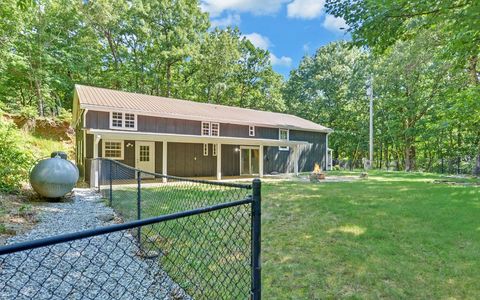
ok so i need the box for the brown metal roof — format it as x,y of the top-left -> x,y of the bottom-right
75,84 -> 332,133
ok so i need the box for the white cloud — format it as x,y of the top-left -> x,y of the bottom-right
322,14 -> 349,33
243,32 -> 292,68
201,0 -> 287,17
210,14 -> 241,27
243,33 -> 271,50
270,54 -> 292,67
287,0 -> 325,19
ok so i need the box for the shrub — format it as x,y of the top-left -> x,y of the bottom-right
0,117 -> 34,193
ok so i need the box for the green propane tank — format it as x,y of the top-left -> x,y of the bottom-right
29,152 -> 79,198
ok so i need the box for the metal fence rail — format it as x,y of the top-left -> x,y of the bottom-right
0,158 -> 261,300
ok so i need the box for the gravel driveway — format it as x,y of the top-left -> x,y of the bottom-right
0,189 -> 187,300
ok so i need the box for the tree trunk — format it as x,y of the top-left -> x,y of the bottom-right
34,78 -> 44,117
166,63 -> 172,97
404,143 -> 416,171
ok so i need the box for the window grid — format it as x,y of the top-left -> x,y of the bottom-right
203,143 -> 209,156
112,112 -> 123,128
212,144 -> 218,156
211,123 -> 220,136
279,129 -> 289,151
110,112 -> 136,130
104,141 -> 123,159
202,122 -> 210,136
139,145 -> 149,162
125,113 -> 135,128
249,126 -> 255,137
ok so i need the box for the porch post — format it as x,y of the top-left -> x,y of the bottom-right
162,141 -> 167,183
92,134 -> 101,188
217,143 -> 222,180
293,144 -> 299,176
259,145 -> 264,178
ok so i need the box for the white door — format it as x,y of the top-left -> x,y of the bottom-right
135,141 -> 155,177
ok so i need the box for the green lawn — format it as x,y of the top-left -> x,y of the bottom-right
106,171 -> 480,299
262,171 -> 480,299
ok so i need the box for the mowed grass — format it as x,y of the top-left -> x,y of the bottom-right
262,171 -> 480,299
106,183 -> 253,298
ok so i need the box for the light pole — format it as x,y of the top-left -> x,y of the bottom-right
367,76 -> 374,169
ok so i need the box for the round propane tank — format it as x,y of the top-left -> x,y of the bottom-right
30,152 -> 79,198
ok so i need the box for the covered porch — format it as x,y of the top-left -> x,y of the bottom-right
87,129 -> 310,187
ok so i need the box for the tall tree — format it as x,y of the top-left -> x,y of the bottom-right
284,41 -> 370,162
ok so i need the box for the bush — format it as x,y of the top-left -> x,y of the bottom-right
0,117 -> 34,193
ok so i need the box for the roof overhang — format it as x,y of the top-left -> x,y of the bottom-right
86,129 -> 311,147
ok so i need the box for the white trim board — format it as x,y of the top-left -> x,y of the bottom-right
86,129 -> 311,147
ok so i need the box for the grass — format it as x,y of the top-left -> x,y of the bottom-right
105,171 -> 480,299
106,183 -> 253,298
28,133 -> 73,158
262,171 -> 480,299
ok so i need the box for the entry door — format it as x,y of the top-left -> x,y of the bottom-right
135,141 -> 155,176
240,147 -> 260,175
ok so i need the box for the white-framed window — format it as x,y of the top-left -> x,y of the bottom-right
279,129 -> 289,151
102,140 -> 124,160
124,113 -> 135,128
212,144 -> 218,156
201,122 -> 220,136
110,112 -> 137,130
203,143 -> 209,156
201,122 -> 210,136
211,123 -> 220,136
249,125 -> 255,137
112,112 -> 122,127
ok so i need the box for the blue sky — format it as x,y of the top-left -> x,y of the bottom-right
201,0 -> 350,77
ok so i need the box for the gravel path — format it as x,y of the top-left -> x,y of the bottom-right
0,189 -> 187,300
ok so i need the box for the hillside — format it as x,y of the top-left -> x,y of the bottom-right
0,114 -> 74,244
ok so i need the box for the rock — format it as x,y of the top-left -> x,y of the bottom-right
359,172 -> 368,179
96,212 -> 115,222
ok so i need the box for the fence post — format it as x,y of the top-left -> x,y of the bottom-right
97,159 -> 101,193
137,171 -> 142,245
109,161 -> 113,206
251,178 -> 262,300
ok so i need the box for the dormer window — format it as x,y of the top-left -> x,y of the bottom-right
279,129 -> 289,151
110,112 -> 137,130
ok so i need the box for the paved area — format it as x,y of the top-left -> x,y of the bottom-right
0,189 -> 187,300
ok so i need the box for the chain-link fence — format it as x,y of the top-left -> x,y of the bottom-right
332,156 -> 477,175
0,158 -> 261,300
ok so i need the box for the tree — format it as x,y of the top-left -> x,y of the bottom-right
284,41 -> 370,163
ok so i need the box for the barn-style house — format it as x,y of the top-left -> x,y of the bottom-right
72,85 -> 332,186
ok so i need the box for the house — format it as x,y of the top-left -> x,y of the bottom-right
72,85 -> 333,186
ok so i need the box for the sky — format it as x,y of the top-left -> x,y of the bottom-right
200,0 -> 350,78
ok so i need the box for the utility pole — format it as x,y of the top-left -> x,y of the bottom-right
367,76 -> 374,169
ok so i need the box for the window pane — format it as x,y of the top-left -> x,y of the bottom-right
211,123 -> 219,136
125,113 -> 135,128
140,145 -> 149,161
112,112 -> 123,127
104,141 -> 122,158
203,143 -> 208,156
202,122 -> 210,135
